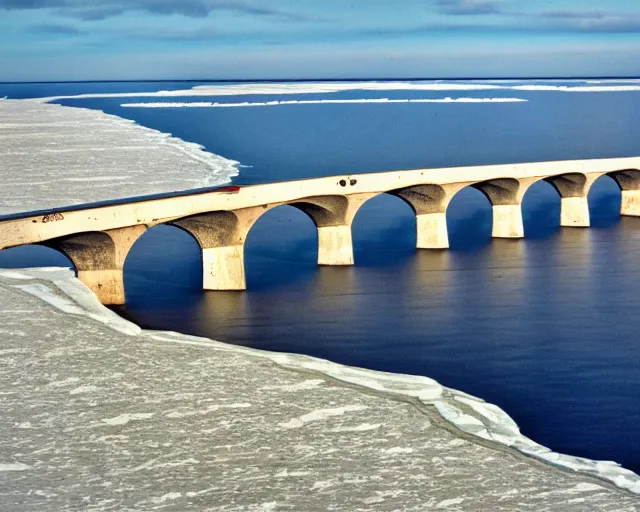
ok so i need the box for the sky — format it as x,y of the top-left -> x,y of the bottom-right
1,0 -> 640,81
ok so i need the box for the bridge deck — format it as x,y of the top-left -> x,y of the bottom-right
1,155 -> 639,249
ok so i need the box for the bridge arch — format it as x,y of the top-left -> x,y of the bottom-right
382,184 -> 450,249
244,204 -> 319,288
606,169 -> 640,217
471,178 -> 523,206
517,172 -> 591,227
122,224 -> 203,301
286,195 -> 365,267
520,179 -> 562,236
445,184 -> 493,247
351,193 -> 417,260
587,173 -> 624,223
288,195 -> 352,227
41,226 -> 146,305
167,209 -> 259,292
535,169 -> 640,227
447,178 -> 528,241
166,195 -> 370,291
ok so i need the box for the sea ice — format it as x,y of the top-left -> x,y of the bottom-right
120,97 -> 528,108
0,100 -> 239,215
1,266 -> 639,509
34,79 -> 640,104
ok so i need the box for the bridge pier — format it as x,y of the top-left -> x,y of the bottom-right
416,213 -> 449,249
560,196 -> 590,227
171,209 -> 263,292
545,173 -> 596,228
46,225 -> 146,305
621,189 -> 640,216
202,245 -> 246,290
492,204 -> 525,238
293,193 -> 373,266
392,184 -> 453,249
317,225 -> 354,265
76,269 -> 127,306
473,178 -> 528,240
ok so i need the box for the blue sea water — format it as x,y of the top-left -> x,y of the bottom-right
2,80 -> 640,472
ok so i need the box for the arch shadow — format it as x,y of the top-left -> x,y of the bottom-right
244,204 -> 319,289
446,185 -> 493,249
123,224 -> 202,303
351,193 -> 416,266
521,179 -> 561,239
588,174 -> 623,227
0,244 -> 73,271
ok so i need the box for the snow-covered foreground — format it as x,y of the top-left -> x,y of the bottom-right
1,99 -> 639,508
0,100 -> 238,215
0,266 -> 638,511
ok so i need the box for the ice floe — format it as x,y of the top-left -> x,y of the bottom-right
35,80 -> 640,104
121,97 -> 528,108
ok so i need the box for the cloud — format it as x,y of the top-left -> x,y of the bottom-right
0,0 -> 303,20
433,0 -> 502,16
428,3 -> 640,33
537,10 -> 640,34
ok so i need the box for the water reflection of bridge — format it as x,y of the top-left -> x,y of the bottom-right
1,157 -> 639,305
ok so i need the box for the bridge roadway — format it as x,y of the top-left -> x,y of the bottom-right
1,156 -> 639,305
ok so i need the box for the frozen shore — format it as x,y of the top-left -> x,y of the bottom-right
0,100 -> 238,215
1,267 -> 639,511
1,98 -> 639,509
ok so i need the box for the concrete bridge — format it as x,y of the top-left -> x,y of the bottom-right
1,157 -> 639,305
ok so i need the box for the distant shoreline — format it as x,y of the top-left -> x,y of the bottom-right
2,75 -> 640,85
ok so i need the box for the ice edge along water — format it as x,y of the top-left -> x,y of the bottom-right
32,80 -> 640,104
25,99 -> 241,192
2,266 -> 639,495
120,97 -> 528,108
72,104 -> 242,190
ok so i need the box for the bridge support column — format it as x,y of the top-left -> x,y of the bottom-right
391,184 -> 453,250
202,245 -> 246,290
292,193 -> 375,266
46,225 -> 146,305
492,205 -> 524,239
318,225 -> 354,265
171,208 -> 267,292
470,178 -> 529,239
416,213 -> 449,249
77,269 -> 127,306
621,189 -> 640,216
561,196 -> 590,227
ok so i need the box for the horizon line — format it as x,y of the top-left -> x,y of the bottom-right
2,75 -> 640,85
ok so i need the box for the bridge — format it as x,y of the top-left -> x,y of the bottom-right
1,156 -> 639,305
